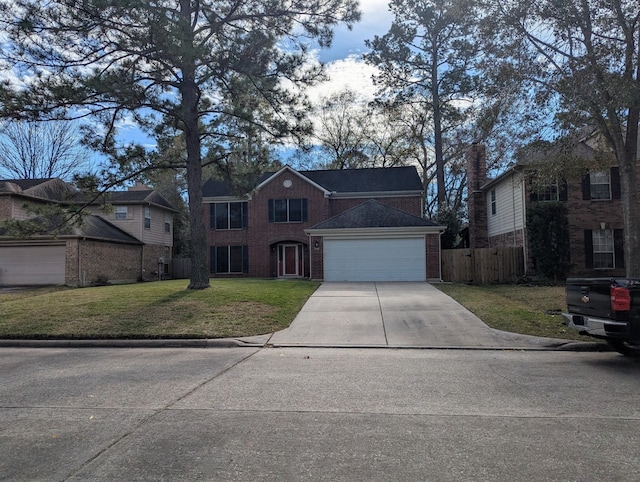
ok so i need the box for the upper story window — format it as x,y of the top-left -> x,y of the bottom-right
590,170 -> 611,200
164,214 -> 171,233
582,167 -> 620,201
529,179 -> 568,203
144,206 -> 151,229
534,184 -> 558,202
268,199 -> 308,223
210,202 -> 248,230
114,206 -> 128,220
490,189 -> 496,215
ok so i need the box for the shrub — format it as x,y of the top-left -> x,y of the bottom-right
526,202 -> 571,281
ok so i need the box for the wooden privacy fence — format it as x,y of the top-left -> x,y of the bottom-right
441,247 -> 525,284
172,258 -> 192,279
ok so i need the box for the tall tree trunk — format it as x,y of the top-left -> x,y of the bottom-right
619,116 -> 640,278
431,40 -> 446,212
180,0 -> 210,290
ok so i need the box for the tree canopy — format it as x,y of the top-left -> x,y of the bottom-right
364,0 -> 480,213
0,120 -> 88,180
482,0 -> 640,276
0,0 -> 360,288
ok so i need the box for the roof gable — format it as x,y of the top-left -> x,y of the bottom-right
255,166 -> 331,195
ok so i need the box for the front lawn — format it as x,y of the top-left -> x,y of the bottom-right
0,279 -> 320,339
435,283 -> 594,342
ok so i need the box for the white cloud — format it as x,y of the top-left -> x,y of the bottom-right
307,55 -> 380,105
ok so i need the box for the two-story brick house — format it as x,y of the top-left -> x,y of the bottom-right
0,178 -> 176,286
466,138 -> 636,277
204,165 -> 444,281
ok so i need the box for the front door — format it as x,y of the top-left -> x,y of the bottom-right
279,244 -> 302,277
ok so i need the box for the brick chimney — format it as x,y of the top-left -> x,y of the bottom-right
466,144 -> 488,249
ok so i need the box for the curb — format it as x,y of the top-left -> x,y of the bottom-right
0,338 -> 268,349
0,338 -> 606,351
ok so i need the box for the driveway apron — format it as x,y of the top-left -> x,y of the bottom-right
268,282 -> 569,349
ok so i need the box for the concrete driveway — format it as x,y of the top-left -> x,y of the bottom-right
268,282 -> 573,349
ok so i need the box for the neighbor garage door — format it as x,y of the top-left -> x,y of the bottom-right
323,237 -> 426,282
0,245 -> 66,285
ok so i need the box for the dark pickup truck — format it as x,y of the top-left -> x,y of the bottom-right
563,278 -> 640,356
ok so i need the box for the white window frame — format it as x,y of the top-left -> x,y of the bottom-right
590,170 -> 611,200
592,229 -> 614,269
114,206 -> 128,220
490,189 -> 496,215
537,183 -> 559,202
144,206 -> 151,229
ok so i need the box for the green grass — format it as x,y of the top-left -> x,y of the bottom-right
435,283 -> 595,342
0,280 -> 597,342
0,279 -> 319,339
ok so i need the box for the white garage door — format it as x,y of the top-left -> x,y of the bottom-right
324,237 -> 426,282
0,245 -> 66,285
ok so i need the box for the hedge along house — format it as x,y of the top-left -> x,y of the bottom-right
466,134 -> 634,277
203,165 -> 445,282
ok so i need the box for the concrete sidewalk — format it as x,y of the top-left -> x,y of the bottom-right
268,282 -> 584,350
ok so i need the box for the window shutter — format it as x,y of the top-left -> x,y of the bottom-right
614,229 -> 625,269
584,230 -> 593,269
242,203 -> 248,229
559,180 -> 568,201
210,246 -> 216,273
268,199 -> 274,222
611,167 -> 621,200
302,198 -> 308,222
209,204 -> 216,230
582,173 -> 591,200
242,245 -> 249,273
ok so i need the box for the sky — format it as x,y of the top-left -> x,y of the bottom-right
113,0 -> 396,155
305,0 -> 393,103
0,0 -> 397,176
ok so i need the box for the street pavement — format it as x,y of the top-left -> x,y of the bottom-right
1,281 -> 629,481
2,347 -> 640,481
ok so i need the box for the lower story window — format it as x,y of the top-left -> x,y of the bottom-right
592,230 -> 614,269
211,245 -> 248,274
585,229 -> 624,270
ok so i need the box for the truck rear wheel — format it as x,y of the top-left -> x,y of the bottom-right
607,339 -> 640,357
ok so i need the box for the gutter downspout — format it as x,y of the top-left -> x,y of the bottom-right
307,233 -> 313,280
521,178 -> 528,276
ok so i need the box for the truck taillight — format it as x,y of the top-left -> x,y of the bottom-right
611,286 -> 631,311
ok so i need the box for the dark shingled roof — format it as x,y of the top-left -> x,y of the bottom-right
310,200 -> 440,230
74,189 -> 177,211
0,214 -> 142,244
103,190 -> 177,211
302,166 -> 423,193
0,178 -> 76,201
202,166 -> 424,197
61,215 -> 143,243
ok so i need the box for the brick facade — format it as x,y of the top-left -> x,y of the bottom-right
466,144 -> 488,249
206,167 -> 439,280
426,233 -> 442,280
65,239 -> 142,286
468,142 -> 633,278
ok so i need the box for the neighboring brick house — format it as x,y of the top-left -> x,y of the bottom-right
466,138 -> 635,277
203,165 -> 444,281
0,178 -> 176,286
